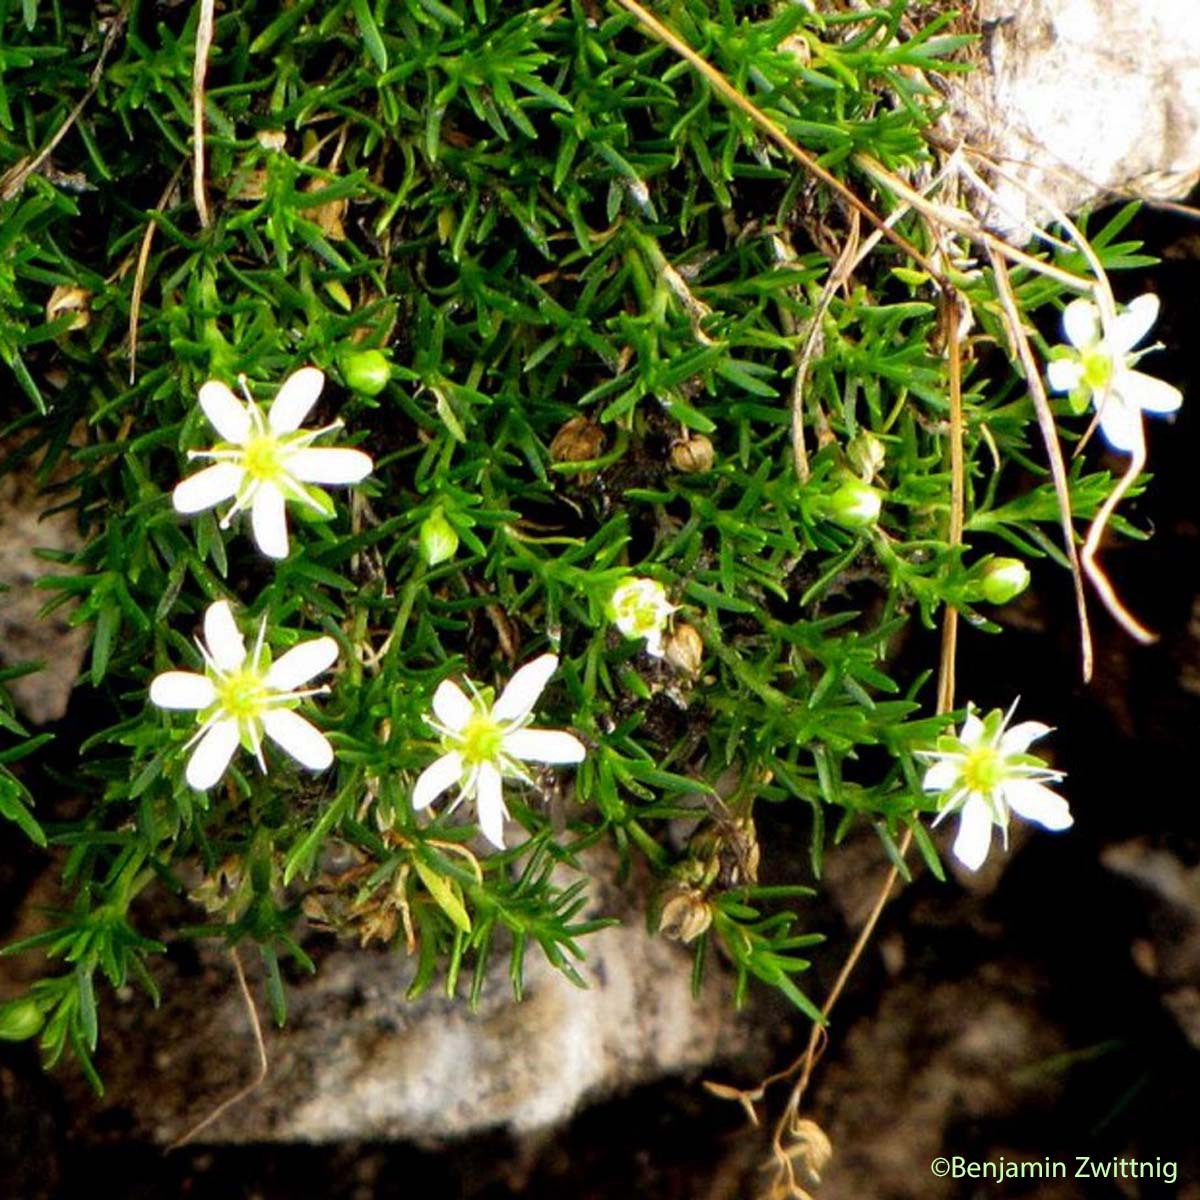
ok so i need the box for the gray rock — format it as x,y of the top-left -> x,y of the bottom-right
0,430 -> 88,724
44,856 -> 758,1145
951,0 -> 1200,238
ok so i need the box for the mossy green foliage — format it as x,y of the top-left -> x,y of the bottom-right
0,0 -> 1153,1084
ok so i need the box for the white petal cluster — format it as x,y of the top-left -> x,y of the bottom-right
919,702 -> 1071,871
413,654 -> 586,849
174,366 -> 373,559
149,600 -> 337,790
1047,294 -> 1182,453
608,577 -> 676,657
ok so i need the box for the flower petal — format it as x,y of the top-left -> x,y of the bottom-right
265,637 -> 338,691
173,462 -> 245,514
922,759 -> 961,793
475,761 -> 508,850
287,447 -> 374,485
1062,298 -> 1100,350
958,709 -> 985,749
1045,358 -> 1083,394
999,720 -> 1051,756
261,708 -> 334,771
186,719 -> 240,790
251,482 -> 290,559
204,600 -> 246,672
1110,293 -> 1159,354
1095,395 -> 1144,454
149,671 -> 216,710
1117,368 -> 1183,415
492,653 -> 559,725
503,728 -> 587,764
432,680 -> 474,733
1003,779 -> 1073,831
413,751 -> 464,811
952,795 -> 994,871
268,366 -> 325,434
198,381 -> 252,444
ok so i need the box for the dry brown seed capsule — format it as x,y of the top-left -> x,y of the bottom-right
229,168 -> 269,201
846,429 -> 885,481
658,886 -> 713,944
550,415 -> 605,463
664,622 -> 704,676
669,434 -> 714,473
304,177 -> 347,240
785,1118 -> 834,1186
45,285 -> 91,331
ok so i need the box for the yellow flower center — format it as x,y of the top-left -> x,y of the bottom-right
459,714 -> 505,765
626,600 -> 656,630
1081,349 -> 1114,391
613,583 -> 667,635
961,746 -> 1002,795
242,433 -> 285,481
217,668 -> 268,721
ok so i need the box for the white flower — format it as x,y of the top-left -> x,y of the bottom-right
608,577 -> 676,657
918,702 -> 1071,872
1047,294 -> 1182,452
173,366 -> 374,559
412,654 -> 586,850
149,599 -> 338,790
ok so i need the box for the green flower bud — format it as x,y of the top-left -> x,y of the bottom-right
0,997 -> 44,1042
980,557 -> 1031,605
420,508 -> 459,567
340,349 -> 391,396
824,478 -> 882,529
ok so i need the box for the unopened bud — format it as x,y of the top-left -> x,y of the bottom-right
664,622 -> 704,676
419,508 -> 459,567
340,349 -> 391,396
550,416 -> 605,463
979,557 -> 1030,605
824,478 -> 882,529
0,997 -> 44,1042
658,887 -> 713,944
669,434 -> 714,473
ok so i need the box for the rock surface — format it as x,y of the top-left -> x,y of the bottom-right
951,0 -> 1200,238
24,859 -> 758,1146
0,428 -> 88,725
